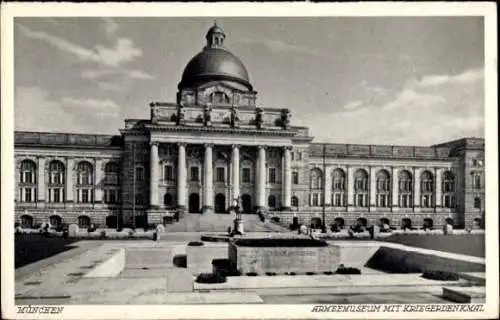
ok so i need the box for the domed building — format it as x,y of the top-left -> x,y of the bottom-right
14,23 -> 485,232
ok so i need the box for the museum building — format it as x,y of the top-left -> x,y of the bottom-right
14,24 -> 485,230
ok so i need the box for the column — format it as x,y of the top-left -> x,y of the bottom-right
203,144 -> 214,213
149,142 -> 159,208
324,167 -> 332,206
413,167 -> 421,209
66,158 -> 74,202
282,146 -> 292,209
347,166 -> 355,207
231,145 -> 240,208
256,146 -> 266,209
177,143 -> 187,211
369,166 -> 376,207
435,168 -> 443,208
37,157 -> 46,202
391,167 -> 399,209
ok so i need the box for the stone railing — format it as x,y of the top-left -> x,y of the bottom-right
149,102 -> 292,130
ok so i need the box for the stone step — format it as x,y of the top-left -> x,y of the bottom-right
442,286 -> 486,303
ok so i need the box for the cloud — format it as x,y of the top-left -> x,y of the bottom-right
97,82 -> 124,92
343,100 -> 363,111
81,68 -> 154,81
294,67 -> 485,145
102,17 -> 119,36
15,86 -> 121,133
235,37 -> 326,57
18,24 -> 142,67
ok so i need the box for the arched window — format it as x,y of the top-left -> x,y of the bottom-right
354,169 -> 368,207
442,171 -> 455,208
332,169 -> 346,207
309,168 -> 323,206
77,161 -> 93,185
291,196 -> 299,207
76,161 -> 94,204
398,170 -> 413,208
268,195 -> 276,208
104,162 -> 120,185
19,160 -> 37,202
48,160 -> 65,203
376,170 -> 391,207
210,91 -> 230,104
420,170 -> 434,208
104,162 -> 120,204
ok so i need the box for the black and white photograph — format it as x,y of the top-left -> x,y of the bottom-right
1,2 -> 498,319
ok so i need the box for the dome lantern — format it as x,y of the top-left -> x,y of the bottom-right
205,21 -> 226,49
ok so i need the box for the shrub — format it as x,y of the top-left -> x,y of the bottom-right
270,217 -> 280,223
305,272 -> 315,275
187,241 -> 204,246
128,230 -> 135,237
246,272 -> 258,276
335,267 -> 361,275
257,211 -> 266,222
265,272 -> 277,276
195,272 -> 227,284
323,271 -> 334,275
99,230 -> 106,239
233,238 -> 328,247
422,271 -> 459,281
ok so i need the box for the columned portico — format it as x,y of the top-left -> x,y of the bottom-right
282,146 -> 292,209
256,146 -> 267,210
203,143 -> 214,213
231,145 -> 240,209
177,143 -> 187,212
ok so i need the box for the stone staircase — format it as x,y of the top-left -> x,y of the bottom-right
163,213 -> 289,233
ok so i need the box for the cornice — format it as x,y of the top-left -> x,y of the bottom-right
145,124 -> 296,137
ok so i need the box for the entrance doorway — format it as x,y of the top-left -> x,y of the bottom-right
215,193 -> 226,213
241,194 -> 252,213
188,193 -> 200,213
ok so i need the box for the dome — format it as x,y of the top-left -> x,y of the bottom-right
178,23 -> 253,91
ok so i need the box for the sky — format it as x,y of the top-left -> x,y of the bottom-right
14,16 -> 485,146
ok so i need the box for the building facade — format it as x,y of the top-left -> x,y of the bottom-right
14,24 -> 485,230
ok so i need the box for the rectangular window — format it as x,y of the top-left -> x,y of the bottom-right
298,152 -> 303,161
53,189 -> 61,203
422,195 -> 430,208
136,167 -> 144,181
312,193 -> 319,206
164,165 -> 173,181
216,167 -> 225,182
334,193 -> 342,206
242,168 -> 251,183
473,175 -> 481,189
268,168 -> 276,184
109,189 -> 117,204
292,171 -> 299,185
291,152 -> 295,161
190,167 -> 199,182
25,188 -> 32,202
473,197 -> 481,209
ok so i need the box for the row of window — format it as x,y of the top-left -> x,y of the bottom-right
19,160 -> 120,185
307,193 -> 457,208
158,166 -> 276,184
18,187 -> 121,204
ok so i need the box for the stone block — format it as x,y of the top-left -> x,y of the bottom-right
166,268 -> 194,293
68,224 -> 79,237
229,240 -> 340,274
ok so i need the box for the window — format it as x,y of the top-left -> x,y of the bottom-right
354,169 -> 368,207
310,169 -> 322,189
332,169 -> 346,207
398,170 -> 413,207
77,162 -> 93,185
20,160 -> 36,184
473,173 -> 482,189
135,194 -> 144,205
420,171 -> 433,208
135,167 -> 145,181
376,170 -> 390,207
268,195 -> 276,208
298,152 -> 303,161
49,160 -> 65,185
164,193 -> 173,207
164,165 -> 174,181
105,162 -> 120,185
242,168 -> 251,183
444,195 -> 454,208
292,171 -> 299,185
190,167 -> 199,182
49,188 -> 63,203
78,216 -> 91,228
311,193 -> 319,206
268,167 -> 276,184
291,196 -> 299,207
443,171 -> 455,192
210,91 -> 230,104
474,197 -> 481,209
216,167 -> 225,182
104,189 -> 118,204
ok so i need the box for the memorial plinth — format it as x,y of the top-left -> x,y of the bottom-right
228,238 -> 340,274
